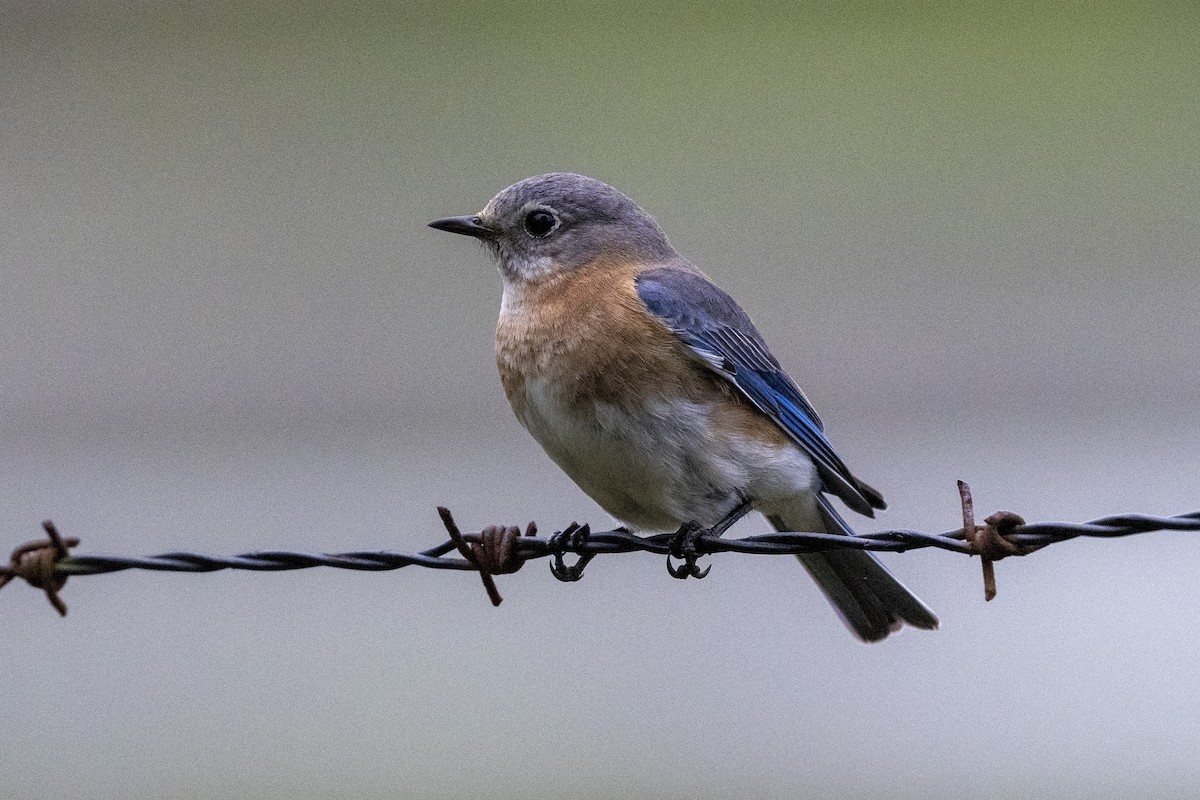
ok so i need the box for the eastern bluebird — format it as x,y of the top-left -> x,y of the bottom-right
430,173 -> 937,641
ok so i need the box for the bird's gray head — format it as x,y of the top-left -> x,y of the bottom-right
429,173 -> 676,281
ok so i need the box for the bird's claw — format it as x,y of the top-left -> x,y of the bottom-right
666,520 -> 711,580
548,522 -> 594,582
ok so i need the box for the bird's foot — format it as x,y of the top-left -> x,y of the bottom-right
666,520 -> 711,580
665,496 -> 753,580
548,522 -> 593,582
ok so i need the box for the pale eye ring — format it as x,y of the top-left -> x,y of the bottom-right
523,209 -> 557,238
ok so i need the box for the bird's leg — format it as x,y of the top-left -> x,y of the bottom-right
708,493 -> 754,538
667,494 -> 754,579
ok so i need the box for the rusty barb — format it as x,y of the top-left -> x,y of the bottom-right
957,481 -> 1035,601
0,521 -> 79,616
3,482 -> 1198,615
437,507 -> 537,607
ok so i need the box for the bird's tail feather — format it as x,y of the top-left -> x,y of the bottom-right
768,496 -> 938,642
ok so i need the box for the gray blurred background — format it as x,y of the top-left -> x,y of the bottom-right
3,2 -> 1198,798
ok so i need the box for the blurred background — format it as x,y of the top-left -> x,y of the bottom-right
3,1 -> 1198,798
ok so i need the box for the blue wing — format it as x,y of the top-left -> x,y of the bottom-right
635,265 -> 885,517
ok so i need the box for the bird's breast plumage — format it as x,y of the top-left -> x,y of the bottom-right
494,259 -> 808,530
496,259 -> 694,414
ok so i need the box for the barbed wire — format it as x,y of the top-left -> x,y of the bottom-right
2,481 -> 1197,615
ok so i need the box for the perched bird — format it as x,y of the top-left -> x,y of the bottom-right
429,173 -> 937,641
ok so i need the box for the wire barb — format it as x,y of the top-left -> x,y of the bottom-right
0,521 -> 80,616
438,507 -> 534,607
958,481 -> 1033,600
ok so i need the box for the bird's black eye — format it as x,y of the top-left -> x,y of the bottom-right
523,209 -> 557,238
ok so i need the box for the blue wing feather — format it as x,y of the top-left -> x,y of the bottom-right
636,266 -> 883,517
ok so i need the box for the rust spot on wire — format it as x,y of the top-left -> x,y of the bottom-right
437,508 -> 535,607
0,521 -> 79,616
959,481 -> 1030,600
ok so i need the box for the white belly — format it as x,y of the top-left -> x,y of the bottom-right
515,376 -> 819,531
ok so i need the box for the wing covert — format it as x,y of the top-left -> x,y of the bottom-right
635,266 -> 883,517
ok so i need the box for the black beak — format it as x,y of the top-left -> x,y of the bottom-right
428,214 -> 494,239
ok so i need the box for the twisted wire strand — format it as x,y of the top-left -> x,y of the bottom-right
55,541 -> 471,576
46,510 -> 1200,577
4,502 -> 1198,616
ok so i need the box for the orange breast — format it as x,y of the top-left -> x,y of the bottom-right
496,260 -> 694,413
494,258 -> 791,449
